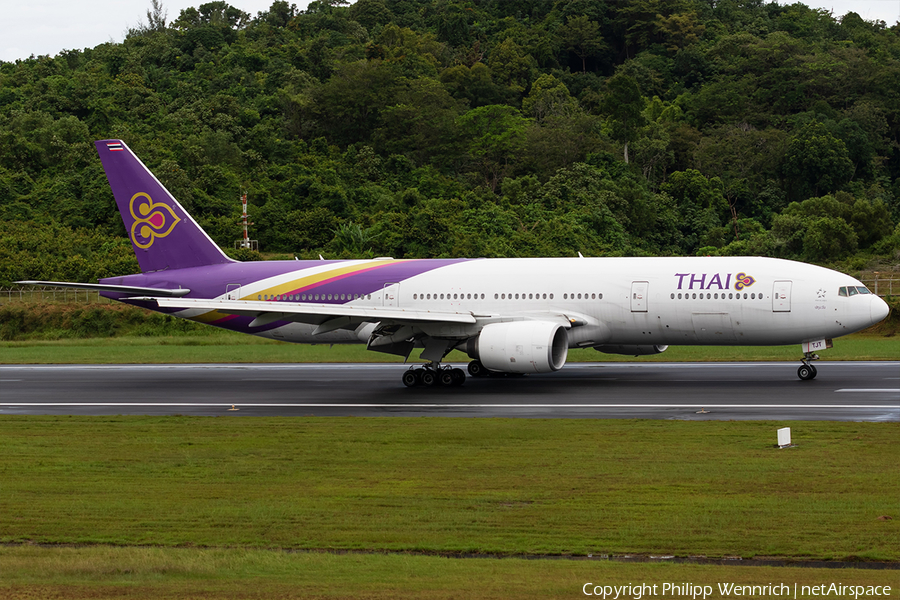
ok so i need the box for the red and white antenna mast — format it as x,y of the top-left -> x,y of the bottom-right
235,191 -> 257,251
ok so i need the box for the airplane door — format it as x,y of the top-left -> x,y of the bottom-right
772,280 -> 792,312
225,283 -> 241,300
383,283 -> 400,307
631,281 -> 649,312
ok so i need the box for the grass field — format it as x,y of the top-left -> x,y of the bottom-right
0,417 -> 897,599
1,417 -> 896,559
1,331 -> 898,363
1,546 -> 897,599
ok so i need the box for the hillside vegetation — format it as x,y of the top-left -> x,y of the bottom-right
2,0 -> 900,285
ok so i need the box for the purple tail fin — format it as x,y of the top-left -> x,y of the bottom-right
95,139 -> 233,273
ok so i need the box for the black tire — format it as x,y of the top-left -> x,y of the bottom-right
440,370 -> 456,386
402,370 -> 419,388
809,364 -> 818,379
451,368 -> 466,386
798,365 -> 814,381
467,360 -> 486,377
420,370 -> 437,386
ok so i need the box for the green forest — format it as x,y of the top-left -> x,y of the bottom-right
2,0 -> 900,286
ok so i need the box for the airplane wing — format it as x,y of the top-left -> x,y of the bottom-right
144,297 -> 478,328
15,281 -> 191,297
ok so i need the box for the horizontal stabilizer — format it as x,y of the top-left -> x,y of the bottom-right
16,281 -> 191,297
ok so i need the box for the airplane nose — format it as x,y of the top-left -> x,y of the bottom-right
871,295 -> 889,324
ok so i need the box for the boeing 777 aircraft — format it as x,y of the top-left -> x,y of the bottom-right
19,140 -> 890,387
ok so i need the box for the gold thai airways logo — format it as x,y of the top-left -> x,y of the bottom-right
129,192 -> 181,249
734,272 -> 756,291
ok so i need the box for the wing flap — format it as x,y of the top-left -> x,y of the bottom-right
146,297 -> 477,325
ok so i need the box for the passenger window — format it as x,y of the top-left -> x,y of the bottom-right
564,293 -> 568,299
678,293 -> 682,299
743,293 -> 748,299
549,293 -> 554,299
692,293 -> 697,299
670,293 -> 675,299
751,293 -> 755,299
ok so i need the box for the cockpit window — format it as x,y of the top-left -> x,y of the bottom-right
840,286 -> 871,296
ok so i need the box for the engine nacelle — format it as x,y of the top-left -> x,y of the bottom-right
470,321 -> 568,374
594,344 -> 668,356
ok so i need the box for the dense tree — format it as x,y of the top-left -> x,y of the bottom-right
783,121 -> 855,200
601,73 -> 647,164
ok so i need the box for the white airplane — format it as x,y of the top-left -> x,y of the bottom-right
19,140 -> 890,387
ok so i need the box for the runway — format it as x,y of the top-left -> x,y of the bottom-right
1,362 -> 897,420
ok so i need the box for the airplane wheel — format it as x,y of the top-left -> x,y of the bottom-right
468,360 -> 486,377
451,368 -> 466,386
402,370 -> 419,388
440,370 -> 456,387
797,365 -> 815,381
810,365 -> 818,378
420,370 -> 437,386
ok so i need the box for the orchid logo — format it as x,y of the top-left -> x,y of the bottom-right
734,272 -> 756,291
129,192 -> 181,249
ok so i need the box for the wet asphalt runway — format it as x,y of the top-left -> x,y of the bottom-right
1,362 -> 897,421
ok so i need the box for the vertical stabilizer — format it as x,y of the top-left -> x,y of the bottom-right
95,139 -> 234,273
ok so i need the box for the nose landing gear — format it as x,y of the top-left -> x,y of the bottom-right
797,352 -> 819,380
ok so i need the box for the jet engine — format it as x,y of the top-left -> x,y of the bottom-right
467,321 -> 568,373
594,344 -> 668,356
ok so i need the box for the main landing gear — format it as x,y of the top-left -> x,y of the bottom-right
797,352 -> 819,381
402,364 -> 466,387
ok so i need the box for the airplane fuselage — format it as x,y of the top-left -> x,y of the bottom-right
103,256 -> 883,349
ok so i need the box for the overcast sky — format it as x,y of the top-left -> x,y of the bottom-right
1,0 -> 898,63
